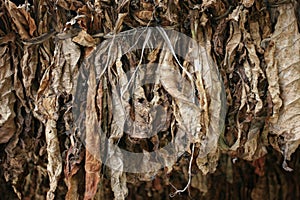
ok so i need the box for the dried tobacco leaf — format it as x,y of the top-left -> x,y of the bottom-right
265,41 -> 282,124
45,118 -> 62,200
265,4 -> 300,170
64,143 -> 84,200
4,0 -> 36,40
0,45 -> 16,144
35,37 -> 80,199
84,58 -> 101,200
1,0 -> 300,199
242,0 -> 255,8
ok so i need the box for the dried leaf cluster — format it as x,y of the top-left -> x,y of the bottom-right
0,0 -> 299,199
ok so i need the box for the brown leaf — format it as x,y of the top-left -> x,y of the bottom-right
265,41 -> 282,123
45,108 -> 62,200
242,0 -> 255,8
0,45 -> 16,144
5,0 -> 36,39
266,4 -> 300,166
55,0 -> 83,11
224,21 -> 241,73
64,144 -> 84,200
73,30 -> 96,47
84,59 -> 101,200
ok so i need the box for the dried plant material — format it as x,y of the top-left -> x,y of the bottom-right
266,4 -> 300,169
265,41 -> 282,123
0,32 -> 16,44
170,144 -> 195,197
241,10 -> 265,114
227,6 -> 242,22
201,0 -> 217,9
213,18 -> 227,56
242,0 -> 255,8
36,74 -> 63,200
4,0 -> 36,39
194,39 -> 226,174
0,46 -> 16,144
135,10 -> 153,22
21,45 -> 38,99
249,22 -> 264,54
35,37 -> 79,199
1,0 -> 300,199
73,30 -> 96,47
243,120 -> 268,160
224,21 -> 241,72
55,0 -> 83,11
45,118 -> 62,200
108,143 -> 128,200
191,171 -> 208,194
61,39 -> 81,94
84,60 -> 101,200
64,143 -> 84,200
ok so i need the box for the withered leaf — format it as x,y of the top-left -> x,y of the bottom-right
266,4 -> 300,169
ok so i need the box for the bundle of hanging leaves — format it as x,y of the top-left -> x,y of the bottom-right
0,0 -> 299,199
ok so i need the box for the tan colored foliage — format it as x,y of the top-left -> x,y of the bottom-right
0,0 -> 299,199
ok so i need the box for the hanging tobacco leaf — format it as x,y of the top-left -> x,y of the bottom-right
0,0 -> 299,199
